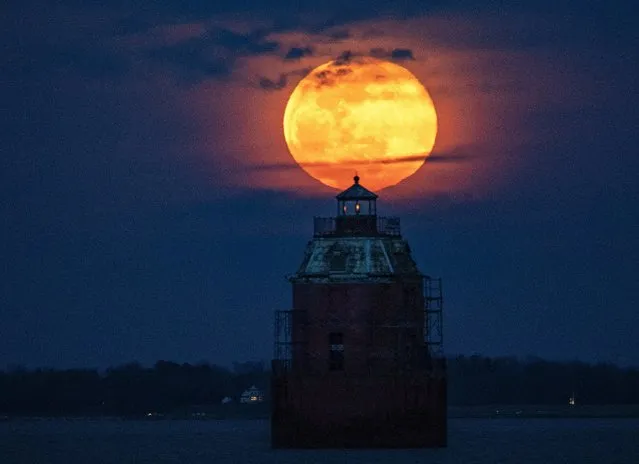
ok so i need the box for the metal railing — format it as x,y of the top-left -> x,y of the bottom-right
313,216 -> 401,237
313,217 -> 336,236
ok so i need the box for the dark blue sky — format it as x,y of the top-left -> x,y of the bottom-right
2,0 -> 638,368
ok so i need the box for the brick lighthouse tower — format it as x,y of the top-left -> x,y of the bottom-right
271,176 -> 446,448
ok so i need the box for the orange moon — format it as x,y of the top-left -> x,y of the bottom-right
283,56 -> 437,191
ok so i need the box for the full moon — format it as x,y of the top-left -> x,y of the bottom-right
283,56 -> 437,191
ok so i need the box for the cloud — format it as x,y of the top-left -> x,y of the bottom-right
258,67 -> 312,91
146,27 -> 280,81
324,49 -> 416,69
284,46 -> 313,60
370,48 -> 415,61
245,148 -> 474,171
208,28 -> 279,55
312,67 -> 353,87
332,50 -> 356,65
259,74 -> 288,91
11,0 -> 630,88
265,46 -> 410,90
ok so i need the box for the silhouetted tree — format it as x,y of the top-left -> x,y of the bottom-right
1,356 -> 637,415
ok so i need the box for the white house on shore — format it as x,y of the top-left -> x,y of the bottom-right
240,385 -> 264,404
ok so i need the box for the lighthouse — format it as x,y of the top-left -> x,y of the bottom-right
271,176 -> 446,448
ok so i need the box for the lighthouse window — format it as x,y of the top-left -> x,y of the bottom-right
330,252 -> 347,272
328,332 -> 344,371
404,287 -> 417,306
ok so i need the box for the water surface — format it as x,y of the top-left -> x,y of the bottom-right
1,418 -> 638,463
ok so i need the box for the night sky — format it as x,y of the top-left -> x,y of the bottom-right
2,1 -> 637,369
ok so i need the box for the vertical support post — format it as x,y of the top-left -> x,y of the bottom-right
424,277 -> 444,358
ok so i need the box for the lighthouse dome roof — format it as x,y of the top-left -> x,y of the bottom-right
292,236 -> 421,281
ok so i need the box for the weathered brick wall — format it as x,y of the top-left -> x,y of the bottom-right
291,281 -> 426,374
271,371 -> 447,448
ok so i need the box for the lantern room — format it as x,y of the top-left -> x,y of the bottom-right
336,175 -> 378,216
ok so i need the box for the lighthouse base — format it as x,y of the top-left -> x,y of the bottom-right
270,365 -> 447,448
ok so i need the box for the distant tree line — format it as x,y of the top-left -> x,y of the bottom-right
448,355 -> 639,406
0,356 -> 637,416
0,360 -> 269,416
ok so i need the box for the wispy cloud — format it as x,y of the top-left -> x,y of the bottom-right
245,148 -> 474,171
370,48 -> 415,61
146,27 -> 280,82
284,46 -> 314,60
257,67 -> 312,90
